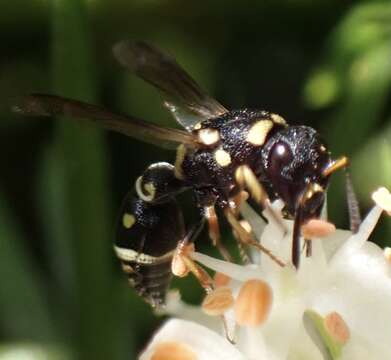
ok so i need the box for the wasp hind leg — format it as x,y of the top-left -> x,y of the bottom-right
173,221 -> 235,343
172,219 -> 214,292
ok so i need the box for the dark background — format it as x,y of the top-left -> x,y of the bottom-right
1,0 -> 391,359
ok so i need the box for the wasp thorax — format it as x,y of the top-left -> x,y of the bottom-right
261,126 -> 331,215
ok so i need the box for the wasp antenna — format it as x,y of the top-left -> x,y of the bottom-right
323,156 -> 349,177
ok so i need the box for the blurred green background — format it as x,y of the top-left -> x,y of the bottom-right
1,0 -> 391,359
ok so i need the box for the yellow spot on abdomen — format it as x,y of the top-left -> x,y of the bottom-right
246,120 -> 274,146
122,213 -> 135,229
144,182 -> 156,199
214,148 -> 231,167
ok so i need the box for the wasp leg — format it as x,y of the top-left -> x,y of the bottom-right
229,190 -> 249,216
224,207 -> 286,267
179,251 -> 235,343
235,165 -> 286,233
174,222 -> 235,343
345,170 -> 361,233
231,219 -> 252,264
172,219 -> 213,292
204,205 -> 233,262
228,190 -> 252,264
195,188 -> 234,262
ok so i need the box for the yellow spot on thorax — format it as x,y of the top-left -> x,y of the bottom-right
214,148 -> 231,167
123,213 -> 135,229
198,128 -> 220,145
246,119 -> 274,146
270,113 -> 287,125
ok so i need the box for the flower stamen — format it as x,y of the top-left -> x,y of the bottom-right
384,247 -> 391,263
151,341 -> 197,360
172,243 -> 194,277
234,279 -> 273,327
324,312 -> 350,344
301,219 -> 336,239
372,187 -> 391,215
214,272 -> 231,287
201,286 -> 234,316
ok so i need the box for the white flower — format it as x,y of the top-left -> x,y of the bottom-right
140,188 -> 391,360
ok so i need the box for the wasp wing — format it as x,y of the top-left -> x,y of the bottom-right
13,94 -> 196,150
112,40 -> 228,131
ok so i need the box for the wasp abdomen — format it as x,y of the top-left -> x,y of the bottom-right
118,258 -> 173,308
115,165 -> 186,307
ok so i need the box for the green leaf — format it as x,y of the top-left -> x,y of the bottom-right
326,42 -> 391,155
352,123 -> 391,196
44,0 -> 119,358
0,343 -> 68,360
0,193 -> 54,341
304,67 -> 340,109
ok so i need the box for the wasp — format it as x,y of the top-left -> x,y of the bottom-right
13,41 -> 354,308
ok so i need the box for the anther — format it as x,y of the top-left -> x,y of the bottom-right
324,312 -> 350,344
234,279 -> 273,327
151,341 -> 197,360
301,219 -> 336,239
372,187 -> 391,215
202,286 -> 234,316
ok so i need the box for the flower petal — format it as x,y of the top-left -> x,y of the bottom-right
160,290 -> 221,333
139,319 -> 246,360
191,251 -> 266,282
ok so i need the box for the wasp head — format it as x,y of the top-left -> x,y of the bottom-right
261,125 -> 344,219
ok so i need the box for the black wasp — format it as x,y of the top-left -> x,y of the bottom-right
14,41 -> 351,308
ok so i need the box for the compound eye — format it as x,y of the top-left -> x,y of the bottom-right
269,141 -> 293,169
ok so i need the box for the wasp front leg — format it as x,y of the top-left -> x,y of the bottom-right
193,188 -> 234,262
224,207 -> 286,267
234,164 -> 286,232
